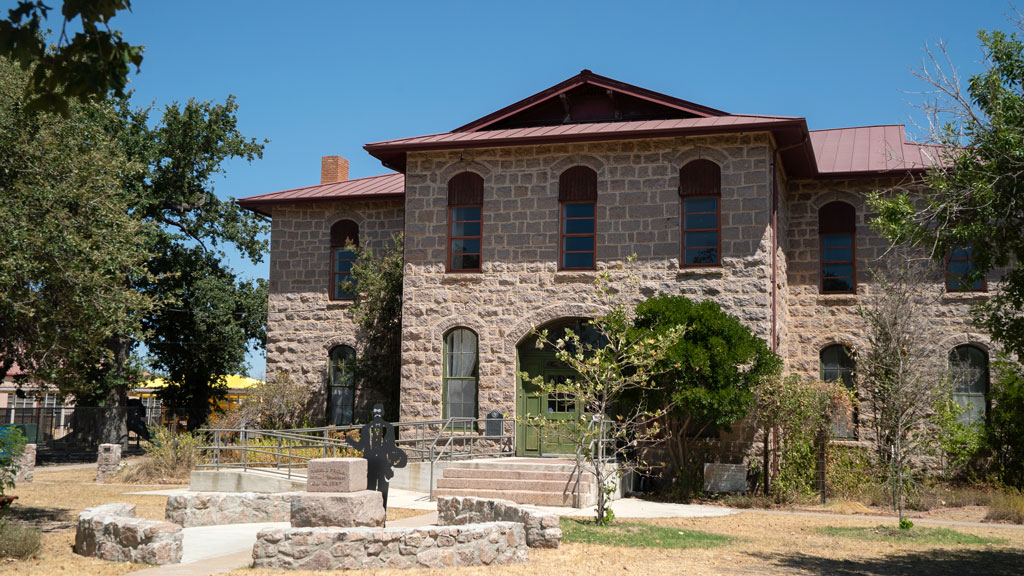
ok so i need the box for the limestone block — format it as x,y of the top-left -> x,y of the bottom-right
14,443 -> 35,483
75,503 -> 183,565
95,443 -> 122,483
290,490 -> 384,528
307,458 -> 367,493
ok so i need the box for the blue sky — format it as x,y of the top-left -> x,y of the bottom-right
18,0 -> 1014,375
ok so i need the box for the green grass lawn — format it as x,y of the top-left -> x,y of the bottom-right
560,518 -> 732,549
818,525 -> 1006,546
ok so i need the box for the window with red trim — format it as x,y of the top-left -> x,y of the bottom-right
818,202 -> 856,294
330,220 -> 358,300
679,160 -> 721,266
559,166 -> 597,270
447,172 -> 483,272
946,246 -> 985,292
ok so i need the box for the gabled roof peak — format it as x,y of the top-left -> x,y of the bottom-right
454,69 -> 728,133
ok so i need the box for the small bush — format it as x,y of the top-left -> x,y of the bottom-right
118,427 -> 205,483
212,435 -> 360,466
987,360 -> 1024,489
986,488 -> 1024,524
0,426 -> 27,498
0,519 -> 42,559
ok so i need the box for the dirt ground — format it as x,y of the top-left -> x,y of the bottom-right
4,466 -> 1024,576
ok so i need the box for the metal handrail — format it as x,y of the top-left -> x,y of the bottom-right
195,416 -> 515,484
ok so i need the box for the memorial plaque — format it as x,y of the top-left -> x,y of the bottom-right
307,457 -> 367,493
703,463 -> 747,494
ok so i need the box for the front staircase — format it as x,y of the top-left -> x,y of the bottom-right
433,458 -> 598,507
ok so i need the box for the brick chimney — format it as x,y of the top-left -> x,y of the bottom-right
321,155 -> 349,184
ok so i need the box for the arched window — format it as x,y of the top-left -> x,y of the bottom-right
448,172 -> 484,272
819,202 -> 856,294
946,246 -> 985,292
559,166 -> 597,270
821,344 -> 857,439
330,220 -> 359,300
949,345 -> 989,426
444,328 -> 478,420
328,345 -> 356,425
679,159 -> 721,266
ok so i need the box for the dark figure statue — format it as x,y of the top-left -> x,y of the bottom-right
346,404 -> 407,510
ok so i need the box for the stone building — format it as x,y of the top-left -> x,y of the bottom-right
239,70 -> 992,456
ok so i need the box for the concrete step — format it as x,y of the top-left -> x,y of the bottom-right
440,467 -> 595,483
433,488 -> 595,507
449,458 -> 580,473
435,477 -> 593,492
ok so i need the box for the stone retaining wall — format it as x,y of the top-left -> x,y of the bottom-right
75,503 -> 183,565
14,443 -> 34,483
253,523 -> 528,570
437,495 -> 561,548
165,492 -> 293,527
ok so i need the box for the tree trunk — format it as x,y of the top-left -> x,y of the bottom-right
99,386 -> 128,448
186,383 -> 211,432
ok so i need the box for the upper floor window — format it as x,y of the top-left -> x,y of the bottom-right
949,344 -> 989,426
448,172 -> 484,272
330,220 -> 359,300
679,159 -> 721,266
819,202 -> 856,294
444,328 -> 478,420
821,344 -> 857,439
328,345 -> 356,425
946,246 -> 985,292
559,166 -> 597,270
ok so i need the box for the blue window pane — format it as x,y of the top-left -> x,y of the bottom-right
684,197 -> 718,212
335,259 -> 354,273
822,233 -> 852,248
950,246 -> 972,259
451,221 -> 481,237
822,277 -> 854,292
565,218 -> 595,234
451,238 -> 481,254
684,212 -> 717,229
451,206 -> 481,221
685,231 -> 717,248
563,236 -> 595,252
334,275 -> 355,299
451,254 -> 480,270
684,247 -> 718,265
948,260 -> 971,275
563,252 -> 595,269
823,263 -> 853,279
564,202 -> 595,218
822,247 -> 853,262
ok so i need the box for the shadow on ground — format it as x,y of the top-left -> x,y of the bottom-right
7,505 -> 74,532
751,549 -> 1024,576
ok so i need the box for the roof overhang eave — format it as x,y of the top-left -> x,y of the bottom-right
366,120 -> 813,174
237,192 -> 405,217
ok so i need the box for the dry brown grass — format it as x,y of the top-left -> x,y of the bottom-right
2,465 -> 186,576
232,511 -> 1024,576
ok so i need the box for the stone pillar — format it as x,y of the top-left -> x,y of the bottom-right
291,457 -> 385,527
96,443 -> 122,483
14,443 -> 35,483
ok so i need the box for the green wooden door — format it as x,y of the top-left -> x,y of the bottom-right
516,357 -> 582,456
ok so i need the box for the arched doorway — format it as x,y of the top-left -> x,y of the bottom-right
515,318 -> 601,456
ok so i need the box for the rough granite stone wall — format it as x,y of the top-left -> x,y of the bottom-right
400,134 -> 777,422
14,443 -> 34,483
436,496 -> 561,548
253,523 -> 528,570
165,492 -> 293,527
75,503 -> 183,565
784,178 -> 993,441
265,199 -> 403,419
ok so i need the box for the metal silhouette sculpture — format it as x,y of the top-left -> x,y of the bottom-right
346,404 -> 407,510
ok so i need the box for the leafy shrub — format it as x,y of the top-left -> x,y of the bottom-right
931,395 -> 985,481
986,488 -> 1024,524
987,360 -> 1024,489
118,427 -> 205,483
0,426 -> 26,498
0,519 -> 42,559
212,434 -> 360,466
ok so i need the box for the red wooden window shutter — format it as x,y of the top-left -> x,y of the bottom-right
818,202 -> 856,235
679,159 -> 721,197
447,172 -> 484,206
558,166 -> 598,202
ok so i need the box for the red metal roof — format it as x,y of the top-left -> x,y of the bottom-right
237,172 -> 404,215
810,126 -> 945,175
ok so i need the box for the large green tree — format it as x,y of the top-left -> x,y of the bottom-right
870,26 -> 1024,359
0,57 -> 151,398
0,0 -> 142,115
632,295 -> 781,495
